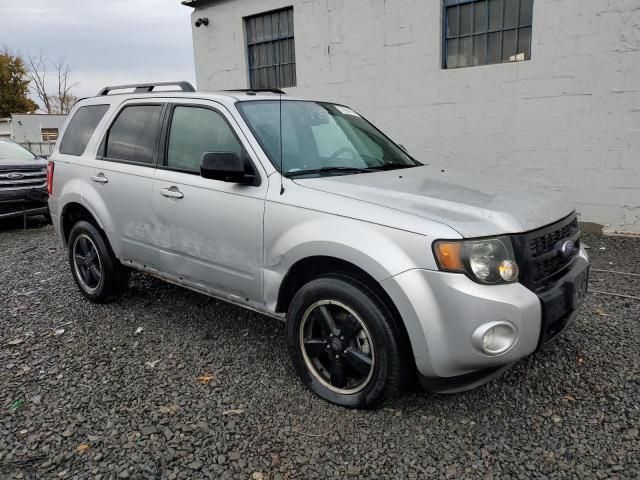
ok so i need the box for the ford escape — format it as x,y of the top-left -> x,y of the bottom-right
47,82 -> 589,408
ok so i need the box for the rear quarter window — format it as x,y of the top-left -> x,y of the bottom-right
59,105 -> 110,156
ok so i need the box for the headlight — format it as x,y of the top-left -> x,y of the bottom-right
433,236 -> 519,284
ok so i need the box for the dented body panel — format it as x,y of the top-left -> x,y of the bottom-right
261,177 -> 460,309
295,166 -> 574,238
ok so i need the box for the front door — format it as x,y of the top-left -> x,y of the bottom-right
152,100 -> 267,302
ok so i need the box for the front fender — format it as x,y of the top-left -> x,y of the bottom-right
263,203 -> 445,374
263,203 -> 433,310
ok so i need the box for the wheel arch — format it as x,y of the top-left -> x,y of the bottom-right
275,255 -> 417,374
57,176 -> 120,250
60,201 -> 106,247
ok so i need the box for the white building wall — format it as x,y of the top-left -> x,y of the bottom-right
10,114 -> 67,144
0,119 -> 12,138
189,0 -> 640,233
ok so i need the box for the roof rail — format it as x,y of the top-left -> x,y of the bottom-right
97,81 -> 196,96
223,88 -> 286,95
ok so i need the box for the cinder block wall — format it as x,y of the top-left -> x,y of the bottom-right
189,0 -> 640,233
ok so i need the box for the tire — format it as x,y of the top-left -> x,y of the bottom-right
287,275 -> 406,408
67,220 -> 129,303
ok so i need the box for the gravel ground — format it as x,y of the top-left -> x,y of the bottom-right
1,219 -> 639,480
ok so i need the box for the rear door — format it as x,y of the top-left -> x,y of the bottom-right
152,99 -> 267,302
89,100 -> 166,268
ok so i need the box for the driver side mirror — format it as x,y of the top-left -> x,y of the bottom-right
200,151 -> 259,186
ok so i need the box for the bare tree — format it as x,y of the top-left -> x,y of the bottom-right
52,56 -> 76,114
27,52 -> 51,113
27,52 -> 78,114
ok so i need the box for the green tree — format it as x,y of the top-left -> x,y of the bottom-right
0,48 -> 38,118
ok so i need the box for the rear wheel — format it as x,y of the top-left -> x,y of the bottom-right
287,275 -> 406,408
68,221 -> 129,303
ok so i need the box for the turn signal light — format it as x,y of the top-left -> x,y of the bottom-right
433,241 -> 464,271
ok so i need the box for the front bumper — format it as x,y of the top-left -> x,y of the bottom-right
0,189 -> 49,219
381,245 -> 589,390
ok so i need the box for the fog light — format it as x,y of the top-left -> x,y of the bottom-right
472,322 -> 516,355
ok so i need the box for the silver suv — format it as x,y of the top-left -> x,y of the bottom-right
48,82 -> 589,408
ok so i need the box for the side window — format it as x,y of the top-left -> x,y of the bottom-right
105,105 -> 163,164
59,105 -> 109,156
167,106 -> 243,172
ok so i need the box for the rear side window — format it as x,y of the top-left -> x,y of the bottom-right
104,105 -> 163,164
59,105 -> 109,156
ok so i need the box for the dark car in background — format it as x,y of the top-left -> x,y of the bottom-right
0,138 -> 49,224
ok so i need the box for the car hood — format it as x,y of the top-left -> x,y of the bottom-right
294,165 -> 574,238
0,157 -> 47,171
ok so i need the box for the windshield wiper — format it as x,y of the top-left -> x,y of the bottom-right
366,163 -> 418,171
285,167 -> 370,178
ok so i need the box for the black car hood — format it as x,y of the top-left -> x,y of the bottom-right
0,157 -> 48,171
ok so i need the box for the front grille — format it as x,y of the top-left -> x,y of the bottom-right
534,255 -> 568,284
512,213 -> 580,293
529,219 -> 577,258
0,168 -> 47,191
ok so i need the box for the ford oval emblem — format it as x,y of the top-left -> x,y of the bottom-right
560,239 -> 575,257
7,172 -> 24,180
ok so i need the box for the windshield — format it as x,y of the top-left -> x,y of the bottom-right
237,100 -> 420,177
0,140 -> 36,161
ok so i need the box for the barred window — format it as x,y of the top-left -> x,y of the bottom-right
245,7 -> 296,89
444,0 -> 533,69
41,128 -> 59,142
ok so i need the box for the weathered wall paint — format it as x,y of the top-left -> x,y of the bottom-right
188,0 -> 640,233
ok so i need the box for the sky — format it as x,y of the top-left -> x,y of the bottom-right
0,0 -> 196,101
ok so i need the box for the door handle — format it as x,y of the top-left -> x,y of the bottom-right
160,187 -> 184,199
90,173 -> 108,184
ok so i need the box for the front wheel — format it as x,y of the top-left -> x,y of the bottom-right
287,276 -> 406,408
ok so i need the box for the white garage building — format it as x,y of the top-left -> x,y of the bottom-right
183,0 -> 640,234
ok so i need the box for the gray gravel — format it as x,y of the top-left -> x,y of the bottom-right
1,219 -> 639,479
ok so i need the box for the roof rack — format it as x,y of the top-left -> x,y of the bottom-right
97,81 -> 196,96
223,88 -> 286,95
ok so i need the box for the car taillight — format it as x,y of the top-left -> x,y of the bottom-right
47,161 -> 54,195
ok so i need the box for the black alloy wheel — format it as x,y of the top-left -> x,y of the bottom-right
67,220 -> 129,303
72,233 -> 102,293
287,275 -> 406,408
299,300 -> 375,394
